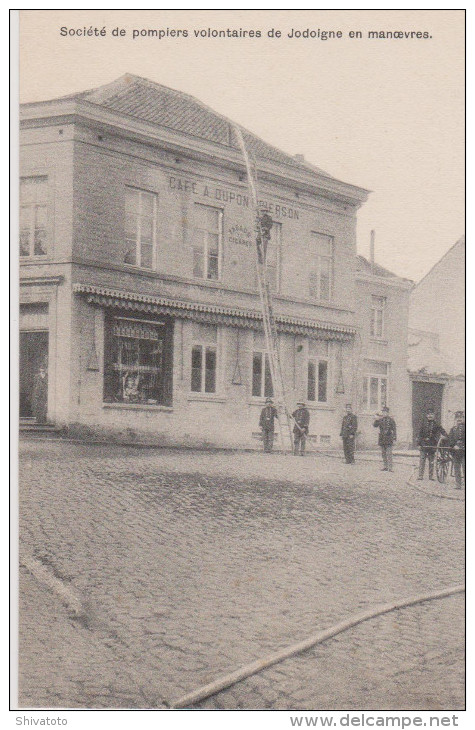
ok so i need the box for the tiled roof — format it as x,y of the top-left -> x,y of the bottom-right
356,254 -> 412,282
53,74 -> 333,176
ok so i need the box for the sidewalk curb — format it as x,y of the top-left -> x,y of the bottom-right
19,434 -> 420,465
406,468 -> 465,501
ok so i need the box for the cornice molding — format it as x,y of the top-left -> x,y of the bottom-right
20,98 -> 370,207
20,275 -> 64,287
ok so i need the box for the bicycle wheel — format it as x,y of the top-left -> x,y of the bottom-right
436,452 -> 449,483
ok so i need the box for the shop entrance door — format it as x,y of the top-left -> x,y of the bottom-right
412,381 -> 444,447
20,331 -> 49,419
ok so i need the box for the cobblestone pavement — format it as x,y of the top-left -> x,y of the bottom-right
18,439 -> 465,710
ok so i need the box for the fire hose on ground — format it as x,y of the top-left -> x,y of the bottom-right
170,584 -> 464,708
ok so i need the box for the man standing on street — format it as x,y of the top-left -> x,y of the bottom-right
373,406 -> 397,472
417,407 -> 446,481
32,365 -> 48,424
340,404 -> 358,464
292,401 -> 310,456
259,397 -> 278,453
448,411 -> 465,489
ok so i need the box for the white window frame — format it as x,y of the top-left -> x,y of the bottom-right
251,349 -> 274,399
190,325 -> 220,394
20,176 -> 48,258
362,363 -> 389,413
307,357 -> 329,404
124,187 -> 158,270
309,232 -> 334,302
193,203 -> 223,281
370,295 -> 386,338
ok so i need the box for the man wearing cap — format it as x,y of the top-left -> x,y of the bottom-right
292,401 -> 310,456
340,404 -> 358,464
259,397 -> 278,453
417,407 -> 447,481
448,411 -> 465,489
373,406 -> 397,472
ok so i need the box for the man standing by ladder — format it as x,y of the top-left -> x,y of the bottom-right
259,397 -> 279,453
292,402 -> 310,456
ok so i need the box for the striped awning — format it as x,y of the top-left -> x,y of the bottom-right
73,283 -> 355,341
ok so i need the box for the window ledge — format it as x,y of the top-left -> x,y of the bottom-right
20,256 -> 52,262
248,400 -> 335,412
103,402 -> 173,412
187,394 -> 227,403
122,263 -> 156,274
306,403 -> 335,411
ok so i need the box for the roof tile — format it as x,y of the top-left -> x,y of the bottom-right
54,74 -> 332,175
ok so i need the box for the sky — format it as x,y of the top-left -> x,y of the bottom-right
19,9 -> 464,283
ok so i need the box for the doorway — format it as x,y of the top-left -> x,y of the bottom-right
412,380 -> 444,446
20,331 -> 49,418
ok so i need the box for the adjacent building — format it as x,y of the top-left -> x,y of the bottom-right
355,255 -> 413,448
408,236 -> 465,442
20,73 -> 412,449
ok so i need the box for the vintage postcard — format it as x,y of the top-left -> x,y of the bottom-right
14,8 -> 465,724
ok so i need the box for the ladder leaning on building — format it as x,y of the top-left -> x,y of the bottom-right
234,125 -> 294,452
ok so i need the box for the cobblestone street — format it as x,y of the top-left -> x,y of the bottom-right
18,439 -> 465,710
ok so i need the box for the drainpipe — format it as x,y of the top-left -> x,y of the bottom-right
370,230 -> 375,275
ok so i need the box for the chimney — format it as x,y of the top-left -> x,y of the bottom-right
370,230 -> 375,275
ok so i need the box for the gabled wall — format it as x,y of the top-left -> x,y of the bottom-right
409,238 -> 465,375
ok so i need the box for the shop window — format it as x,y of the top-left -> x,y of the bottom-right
370,295 -> 386,338
191,323 -> 218,393
103,316 -> 169,405
124,187 -> 157,269
361,360 -> 389,412
20,177 -> 48,257
193,204 -> 223,280
309,232 -> 333,301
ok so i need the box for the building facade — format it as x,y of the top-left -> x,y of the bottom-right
408,236 -> 465,442
355,256 -> 413,448
20,74 -> 411,449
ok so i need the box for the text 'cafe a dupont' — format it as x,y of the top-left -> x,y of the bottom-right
19,74 -> 413,448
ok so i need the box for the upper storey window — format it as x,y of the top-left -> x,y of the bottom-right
255,221 -> 282,293
124,188 -> 157,269
193,204 -> 223,281
370,295 -> 386,338
20,177 -> 48,257
309,232 -> 333,301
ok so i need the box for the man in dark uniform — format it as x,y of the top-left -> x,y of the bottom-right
448,411 -> 465,489
292,401 -> 310,456
373,406 -> 397,472
32,365 -> 48,424
340,404 -> 358,464
417,407 -> 447,481
259,397 -> 278,453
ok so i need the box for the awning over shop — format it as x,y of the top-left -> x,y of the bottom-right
73,283 -> 355,341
